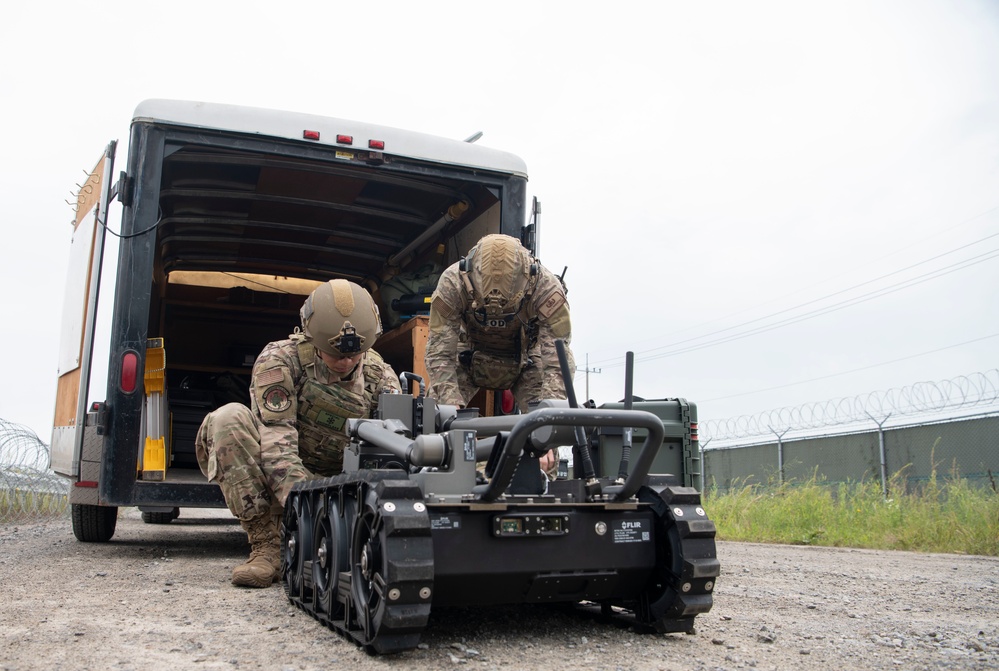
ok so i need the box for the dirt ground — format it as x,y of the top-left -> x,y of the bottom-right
1,507 -> 997,671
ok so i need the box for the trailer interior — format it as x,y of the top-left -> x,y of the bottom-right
140,140 -> 515,480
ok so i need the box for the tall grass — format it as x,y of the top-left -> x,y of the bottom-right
704,460 -> 999,556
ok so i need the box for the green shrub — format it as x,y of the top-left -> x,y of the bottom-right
704,460 -> 999,556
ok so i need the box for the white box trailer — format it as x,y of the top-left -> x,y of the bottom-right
51,100 -> 535,542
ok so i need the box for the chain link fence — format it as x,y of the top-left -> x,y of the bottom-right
700,371 -> 999,494
703,411 -> 999,494
0,419 -> 68,523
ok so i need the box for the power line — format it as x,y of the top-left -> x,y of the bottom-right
586,205 -> 999,368
630,246 -> 999,365
589,239 -> 999,369
699,332 -> 999,404
644,232 -> 998,357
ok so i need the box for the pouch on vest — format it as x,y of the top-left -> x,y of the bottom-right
463,350 -> 523,389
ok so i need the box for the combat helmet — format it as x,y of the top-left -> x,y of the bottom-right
460,234 -> 538,320
300,279 -> 382,355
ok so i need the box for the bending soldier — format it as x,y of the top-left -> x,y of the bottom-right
195,279 -> 401,588
424,234 -> 575,471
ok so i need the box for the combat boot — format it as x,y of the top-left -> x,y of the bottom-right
232,514 -> 281,588
271,504 -> 285,535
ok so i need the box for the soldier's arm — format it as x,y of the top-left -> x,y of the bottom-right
532,269 -> 575,399
363,349 -> 404,414
424,273 -> 466,406
249,342 -> 307,483
374,358 -> 403,395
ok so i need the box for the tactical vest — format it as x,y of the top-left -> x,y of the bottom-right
461,305 -> 540,389
292,336 -> 380,476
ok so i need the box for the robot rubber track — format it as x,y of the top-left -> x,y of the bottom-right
281,398 -> 720,655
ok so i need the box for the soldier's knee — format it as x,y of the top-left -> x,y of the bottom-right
197,403 -> 260,464
212,403 -> 255,428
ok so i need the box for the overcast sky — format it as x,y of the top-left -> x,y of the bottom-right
1,0 -> 996,443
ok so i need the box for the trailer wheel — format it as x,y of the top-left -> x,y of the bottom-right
141,508 -> 180,524
71,504 -> 118,542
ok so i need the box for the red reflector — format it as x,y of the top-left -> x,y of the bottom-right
302,130 -> 320,140
336,134 -> 353,145
74,481 -> 98,488
121,351 -> 139,393
501,390 -> 516,414
368,139 -> 385,150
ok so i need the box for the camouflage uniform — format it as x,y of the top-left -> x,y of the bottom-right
195,333 -> 401,522
425,255 -> 575,412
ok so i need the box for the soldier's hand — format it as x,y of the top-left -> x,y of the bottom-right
539,449 -> 557,472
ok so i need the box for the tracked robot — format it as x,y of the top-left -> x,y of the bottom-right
281,343 -> 719,653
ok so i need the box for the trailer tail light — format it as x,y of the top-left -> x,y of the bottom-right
302,130 -> 320,141
120,350 -> 139,393
501,389 -> 516,414
336,134 -> 353,145
368,139 -> 385,150
690,422 -> 698,441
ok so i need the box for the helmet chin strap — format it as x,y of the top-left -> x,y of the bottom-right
459,247 -> 478,309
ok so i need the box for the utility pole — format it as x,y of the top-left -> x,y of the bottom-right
583,353 -> 601,402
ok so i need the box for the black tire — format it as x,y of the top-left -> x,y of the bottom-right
71,504 -> 118,542
282,492 -> 314,601
141,508 -> 180,524
351,487 -> 388,652
313,492 -> 351,622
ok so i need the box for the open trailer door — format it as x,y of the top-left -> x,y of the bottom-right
50,142 -> 116,478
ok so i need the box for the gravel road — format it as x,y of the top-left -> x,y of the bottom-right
1,508 -> 996,671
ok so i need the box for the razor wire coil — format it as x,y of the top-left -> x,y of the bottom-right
0,419 -> 68,523
702,369 -> 999,443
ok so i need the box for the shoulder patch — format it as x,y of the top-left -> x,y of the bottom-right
535,286 -> 567,320
431,294 -> 461,321
262,385 -> 292,413
256,368 -> 284,387
253,361 -> 296,422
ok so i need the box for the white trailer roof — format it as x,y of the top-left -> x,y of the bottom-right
132,99 -> 528,178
